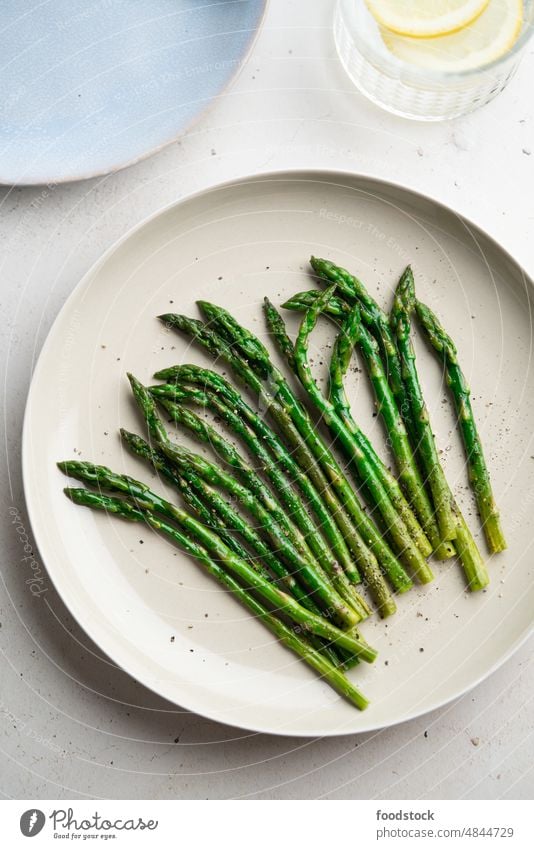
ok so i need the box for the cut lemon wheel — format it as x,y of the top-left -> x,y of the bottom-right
365,0 -> 491,37
381,0 -> 523,71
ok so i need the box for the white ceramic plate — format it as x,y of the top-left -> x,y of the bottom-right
23,171 -> 534,736
0,0 -> 266,185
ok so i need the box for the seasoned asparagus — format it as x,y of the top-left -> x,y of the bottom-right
290,286 -> 434,584
152,373 -> 397,617
415,299 -> 506,554
282,292 -> 453,561
119,430 -> 348,667
128,374 -> 362,627
63,486 -> 375,701
266,296 -> 435,565
391,268 -> 458,542
152,391 -> 371,619
391,268 -> 489,591
158,313 -> 412,598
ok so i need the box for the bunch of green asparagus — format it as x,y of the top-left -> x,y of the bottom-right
59,254 -> 505,711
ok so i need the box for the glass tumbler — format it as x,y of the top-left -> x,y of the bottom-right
334,0 -> 534,121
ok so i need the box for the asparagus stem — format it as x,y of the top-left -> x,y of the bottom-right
391,268 -> 489,591
196,300 -> 427,565
452,504 -> 490,592
193,302 -> 423,581
391,269 -> 458,543
63,486 -> 374,702
151,389 -> 371,619
415,299 -> 506,554
159,311 -> 407,604
332,301 -> 455,561
286,286 -> 433,584
278,290 -> 431,558
267,300 -> 441,577
128,374 -> 361,628
111,438 -> 306,598
310,257 -> 414,435
261,299 -> 398,605
282,289 -> 455,561
118,431 -> 345,666
153,373 -> 396,618
165,372 -> 362,585
282,289 -> 349,318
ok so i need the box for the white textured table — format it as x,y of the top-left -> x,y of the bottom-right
1,0 -> 532,800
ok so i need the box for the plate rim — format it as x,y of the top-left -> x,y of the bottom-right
0,0 -> 269,187
22,167 -> 534,737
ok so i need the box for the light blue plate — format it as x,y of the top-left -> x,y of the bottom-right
0,0 -> 266,185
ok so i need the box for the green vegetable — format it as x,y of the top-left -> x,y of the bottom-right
120,430 -> 357,667
415,299 -> 506,554
391,269 -> 489,591
159,312 -> 411,599
151,389 -> 371,620
290,285 -> 434,584
269,296 -> 435,563
192,302 -> 425,580
310,256 -> 414,435
391,268 -> 458,543
128,374 -> 362,628
282,291 -> 453,561
152,370 -> 399,617
63,486 -> 372,707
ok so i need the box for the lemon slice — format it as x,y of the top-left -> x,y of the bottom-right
365,0 -> 491,37
381,0 -> 523,71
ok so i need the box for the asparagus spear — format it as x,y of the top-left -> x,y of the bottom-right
63,486 -> 375,697
128,374 -> 361,628
265,295 -> 433,563
158,314 -> 411,598
282,289 -> 349,318
151,391 -> 371,619
391,269 -> 457,542
415,300 -> 506,554
310,257 -> 414,432
282,293 -> 453,561
290,286 -> 434,583
152,378 -> 396,619
200,299 -> 432,581
195,301 -> 434,562
66,447 -> 299,598
119,431 -> 348,667
391,268 -> 489,591
150,376 -> 359,584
